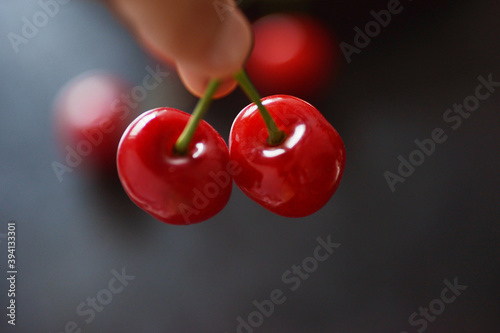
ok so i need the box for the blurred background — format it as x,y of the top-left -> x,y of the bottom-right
0,0 -> 499,332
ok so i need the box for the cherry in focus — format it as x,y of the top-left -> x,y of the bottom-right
245,13 -> 339,99
229,95 -> 346,217
117,107 -> 234,225
53,71 -> 134,175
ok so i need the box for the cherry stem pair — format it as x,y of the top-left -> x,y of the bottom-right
174,69 -> 284,155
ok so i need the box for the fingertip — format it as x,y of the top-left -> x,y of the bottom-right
175,7 -> 251,99
205,9 -> 253,76
213,79 -> 238,99
177,64 -> 237,99
110,0 -> 251,98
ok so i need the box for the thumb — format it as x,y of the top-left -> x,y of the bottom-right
108,0 -> 252,98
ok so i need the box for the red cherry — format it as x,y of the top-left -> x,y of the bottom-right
54,71 -> 134,174
229,95 -> 346,217
117,107 -> 233,225
245,13 -> 338,99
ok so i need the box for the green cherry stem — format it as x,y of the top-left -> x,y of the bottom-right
174,79 -> 221,155
234,69 -> 285,145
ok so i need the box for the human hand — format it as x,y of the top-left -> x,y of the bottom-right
106,0 -> 252,98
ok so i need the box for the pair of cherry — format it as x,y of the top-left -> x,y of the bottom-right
116,70 -> 346,225
53,13 -> 345,225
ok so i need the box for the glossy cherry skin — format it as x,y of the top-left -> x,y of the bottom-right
245,13 -> 338,99
54,71 -> 134,173
117,107 -> 233,225
229,95 -> 346,217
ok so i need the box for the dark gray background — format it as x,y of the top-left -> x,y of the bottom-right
0,0 -> 499,332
